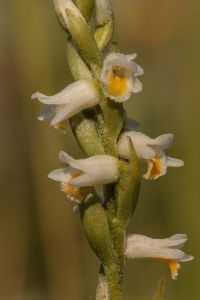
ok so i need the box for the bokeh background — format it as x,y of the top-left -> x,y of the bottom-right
0,0 -> 199,299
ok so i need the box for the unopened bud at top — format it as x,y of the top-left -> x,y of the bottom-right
53,0 -> 69,31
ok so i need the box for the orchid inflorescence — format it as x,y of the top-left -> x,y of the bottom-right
32,1 -> 193,299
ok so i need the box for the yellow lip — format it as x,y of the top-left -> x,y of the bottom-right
107,67 -> 128,96
148,156 -> 163,179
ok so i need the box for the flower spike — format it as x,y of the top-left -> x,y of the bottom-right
126,234 -> 194,280
31,79 -> 100,128
48,151 -> 119,201
31,0 -> 193,298
100,52 -> 143,102
118,130 -> 184,179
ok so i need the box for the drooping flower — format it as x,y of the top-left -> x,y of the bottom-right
126,233 -> 193,280
118,130 -> 184,179
100,52 -> 143,102
31,79 -> 100,129
48,151 -> 119,202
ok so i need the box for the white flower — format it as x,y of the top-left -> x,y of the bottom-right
100,53 -> 143,102
118,130 -> 184,179
126,233 -> 193,280
48,151 -> 119,201
31,80 -> 100,129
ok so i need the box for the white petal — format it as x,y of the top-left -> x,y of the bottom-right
128,60 -> 143,76
170,234 -> 187,240
179,254 -> 194,262
58,151 -> 75,164
127,234 -> 188,249
167,157 -> 184,167
126,234 -> 192,261
149,134 -> 174,150
132,78 -> 143,93
135,64 -> 144,76
48,167 -> 74,182
58,151 -> 119,187
31,90 -> 66,104
168,234 -> 188,249
102,53 -> 133,71
69,155 -> 119,186
32,80 -> 99,105
49,81 -> 99,124
126,53 -> 137,61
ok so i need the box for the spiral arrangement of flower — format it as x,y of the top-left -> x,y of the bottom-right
32,1 -> 193,299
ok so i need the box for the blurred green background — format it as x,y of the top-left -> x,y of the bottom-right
0,1 -> 199,299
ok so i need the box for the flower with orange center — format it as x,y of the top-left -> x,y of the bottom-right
125,234 -> 193,280
31,79 -> 100,130
48,151 -> 119,202
118,128 -> 184,179
107,66 -> 128,97
101,53 -> 143,102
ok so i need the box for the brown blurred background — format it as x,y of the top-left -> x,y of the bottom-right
0,0 -> 199,299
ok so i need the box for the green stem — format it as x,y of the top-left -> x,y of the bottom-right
96,262 -> 122,300
104,263 -> 122,300
103,187 -> 125,296
99,97 -> 124,156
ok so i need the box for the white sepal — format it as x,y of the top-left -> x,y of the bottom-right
167,157 -> 184,167
48,167 -> 78,182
